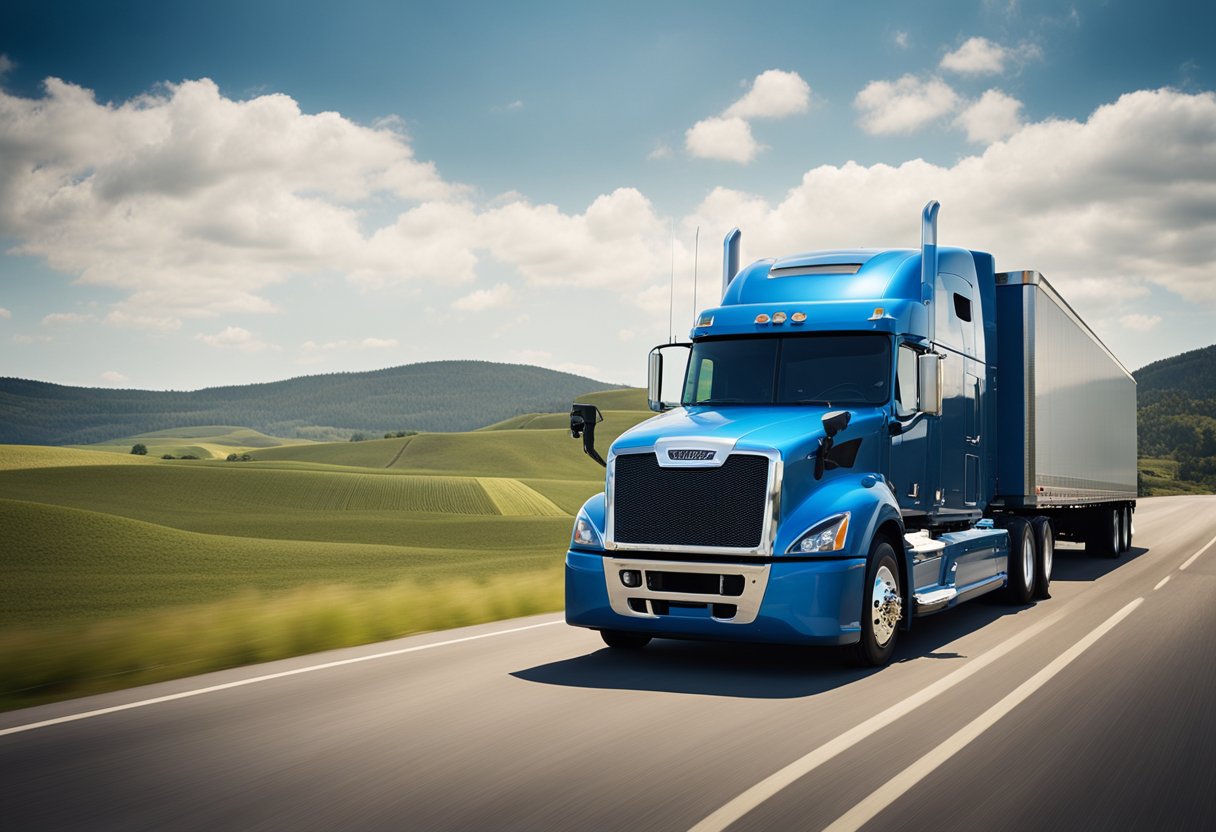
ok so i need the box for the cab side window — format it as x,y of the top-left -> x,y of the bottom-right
895,345 -> 919,417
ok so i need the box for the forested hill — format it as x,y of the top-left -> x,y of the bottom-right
1135,343 -> 1216,493
0,361 -> 618,445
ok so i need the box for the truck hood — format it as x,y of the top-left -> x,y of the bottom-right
611,404 -> 885,463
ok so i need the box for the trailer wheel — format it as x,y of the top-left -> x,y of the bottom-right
600,630 -> 651,649
1029,516 -> 1054,600
1003,517 -> 1036,604
848,540 -> 902,667
1124,506 -> 1134,551
1087,507 -> 1120,558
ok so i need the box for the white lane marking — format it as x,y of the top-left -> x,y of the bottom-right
688,600 -> 1078,832
1179,533 -> 1216,570
0,619 -> 563,739
823,598 -> 1143,832
1154,575 -> 1171,591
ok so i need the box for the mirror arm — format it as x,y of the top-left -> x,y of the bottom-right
570,404 -> 607,468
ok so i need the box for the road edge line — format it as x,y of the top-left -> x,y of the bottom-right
0,619 -> 563,739
822,597 -> 1143,832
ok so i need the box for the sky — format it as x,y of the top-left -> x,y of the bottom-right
1,0 -> 1214,390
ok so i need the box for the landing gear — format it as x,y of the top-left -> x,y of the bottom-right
849,539 -> 902,667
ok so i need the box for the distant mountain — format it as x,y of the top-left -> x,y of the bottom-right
0,361 -> 619,445
1134,344 -> 1216,494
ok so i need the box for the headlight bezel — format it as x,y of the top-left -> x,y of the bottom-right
788,512 -> 851,555
571,510 -> 604,549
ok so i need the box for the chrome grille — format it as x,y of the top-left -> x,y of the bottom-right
612,453 -> 769,549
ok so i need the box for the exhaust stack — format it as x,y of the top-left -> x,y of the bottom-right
722,228 -> 741,298
921,200 -> 940,344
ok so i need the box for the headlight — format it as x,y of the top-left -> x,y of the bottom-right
788,512 -> 850,554
572,510 -> 603,548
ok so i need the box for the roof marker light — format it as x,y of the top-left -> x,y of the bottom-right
772,312 -> 787,324
697,314 -> 714,327
754,314 -> 770,324
868,307 -> 886,321
791,312 -> 807,324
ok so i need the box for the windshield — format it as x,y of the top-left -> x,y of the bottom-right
681,333 -> 891,407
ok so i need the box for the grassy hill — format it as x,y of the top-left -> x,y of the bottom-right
75,425 -> 311,460
0,360 -> 621,445
1135,344 -> 1216,495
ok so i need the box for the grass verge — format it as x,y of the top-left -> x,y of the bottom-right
0,569 -> 563,712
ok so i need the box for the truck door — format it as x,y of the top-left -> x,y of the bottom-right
890,343 -> 930,519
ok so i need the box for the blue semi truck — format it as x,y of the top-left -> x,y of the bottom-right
565,201 -> 1137,665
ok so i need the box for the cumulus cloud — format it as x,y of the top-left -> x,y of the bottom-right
41,312 -> 96,326
940,36 -> 1042,75
452,282 -> 513,311
685,70 -> 810,164
105,310 -> 182,332
0,307 -> 11,319
955,89 -> 1024,143
854,74 -> 961,135
301,336 -> 399,352
688,89 -> 1216,313
1119,313 -> 1163,332
723,70 -> 811,119
195,326 -> 277,352
894,31 -> 910,48
0,55 -> 13,76
647,142 -> 673,160
685,116 -> 761,164
100,370 -> 129,383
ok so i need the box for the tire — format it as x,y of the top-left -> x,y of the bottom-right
1029,516 -> 1054,600
600,630 -> 651,649
1003,517 -> 1036,604
848,540 -> 902,667
1087,507 -> 1120,559
1124,506 -> 1134,551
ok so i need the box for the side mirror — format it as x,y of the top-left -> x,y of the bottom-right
814,410 -> 853,480
822,410 -> 851,438
917,352 -> 944,416
570,403 -> 606,467
647,343 -> 691,412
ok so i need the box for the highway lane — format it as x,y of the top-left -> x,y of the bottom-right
2,495 -> 1213,831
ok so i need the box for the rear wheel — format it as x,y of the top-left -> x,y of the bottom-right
1004,517 -> 1036,604
1124,506 -> 1134,551
1087,507 -> 1120,558
848,540 -> 902,667
600,630 -> 651,649
1029,516 -> 1054,600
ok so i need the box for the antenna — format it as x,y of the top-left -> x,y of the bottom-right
668,220 -> 675,343
692,226 -> 700,327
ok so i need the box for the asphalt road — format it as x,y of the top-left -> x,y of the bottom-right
3,495 -> 1214,831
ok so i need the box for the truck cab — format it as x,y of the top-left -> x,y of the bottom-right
565,202 -> 1134,665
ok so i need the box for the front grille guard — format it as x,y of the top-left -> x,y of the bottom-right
604,447 -> 783,557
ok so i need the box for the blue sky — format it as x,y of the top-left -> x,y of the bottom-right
1,0 -> 1214,389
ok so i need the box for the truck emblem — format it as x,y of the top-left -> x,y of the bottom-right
668,449 -> 716,461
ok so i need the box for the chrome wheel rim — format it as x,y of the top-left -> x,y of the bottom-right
1043,529 -> 1053,583
871,565 -> 902,647
1022,533 -> 1035,592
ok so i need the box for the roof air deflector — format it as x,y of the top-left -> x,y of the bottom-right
768,263 -> 863,278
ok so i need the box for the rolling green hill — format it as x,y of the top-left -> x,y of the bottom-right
1135,344 -> 1216,495
76,425 -> 311,460
0,360 -> 622,445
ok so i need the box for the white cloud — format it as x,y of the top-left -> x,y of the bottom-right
105,310 -> 182,332
100,370 -> 129,383
723,69 -> 811,119
687,89 -> 1216,313
493,100 -> 524,112
955,89 -> 1024,143
0,307 -> 11,319
940,36 -> 1042,75
301,336 -> 399,353
41,312 -> 96,326
13,334 -> 51,344
685,116 -> 762,163
683,70 -> 809,165
894,31 -> 910,49
195,326 -> 277,352
647,142 -> 673,160
0,55 -> 13,76
854,74 -> 960,135
452,282 -> 513,311
1119,313 -> 1162,332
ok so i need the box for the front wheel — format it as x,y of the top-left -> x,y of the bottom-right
848,540 -> 902,667
600,630 -> 651,649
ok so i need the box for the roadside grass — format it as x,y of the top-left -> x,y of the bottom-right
0,568 -> 563,712
1138,457 -> 1213,496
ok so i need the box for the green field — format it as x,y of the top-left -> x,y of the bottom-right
1139,457 -> 1213,497
0,388 -> 650,709
75,425 -> 313,460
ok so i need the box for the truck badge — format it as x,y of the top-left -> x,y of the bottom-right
668,449 -> 716,461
